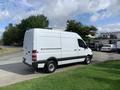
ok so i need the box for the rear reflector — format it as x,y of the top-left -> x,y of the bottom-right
32,50 -> 37,62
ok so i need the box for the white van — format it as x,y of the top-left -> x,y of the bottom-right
23,28 -> 93,73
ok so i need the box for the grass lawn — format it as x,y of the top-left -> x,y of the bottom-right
0,60 -> 120,90
0,47 -> 22,56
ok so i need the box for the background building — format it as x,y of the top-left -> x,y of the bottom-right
94,31 -> 120,45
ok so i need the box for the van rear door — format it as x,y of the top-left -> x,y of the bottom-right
23,30 -> 33,65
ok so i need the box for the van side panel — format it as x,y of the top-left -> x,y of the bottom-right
58,33 -> 79,65
36,30 -> 61,63
61,37 -> 78,57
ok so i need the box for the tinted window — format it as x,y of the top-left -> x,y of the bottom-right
103,45 -> 111,47
78,39 -> 86,48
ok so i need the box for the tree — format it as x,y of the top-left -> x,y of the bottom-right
89,26 -> 97,36
17,15 -> 49,45
3,24 -> 15,45
66,20 -> 82,32
3,15 -> 49,46
2,23 -> 19,45
17,15 -> 49,31
66,20 -> 97,40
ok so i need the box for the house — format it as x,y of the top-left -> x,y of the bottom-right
94,31 -> 120,45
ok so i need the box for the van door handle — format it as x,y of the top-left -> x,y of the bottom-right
79,49 -> 80,51
74,49 -> 77,51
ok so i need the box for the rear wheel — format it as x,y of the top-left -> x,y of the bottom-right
44,60 -> 57,73
84,56 -> 91,64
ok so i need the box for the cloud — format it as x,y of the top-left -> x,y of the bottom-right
1,0 -> 120,27
12,0 -> 91,27
0,29 -> 5,39
89,0 -> 111,22
90,13 -> 100,22
98,23 -> 120,32
0,10 -> 9,20
89,0 -> 120,22
107,0 -> 120,15
88,0 -> 110,12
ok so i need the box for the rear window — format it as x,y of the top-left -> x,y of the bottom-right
103,45 -> 111,47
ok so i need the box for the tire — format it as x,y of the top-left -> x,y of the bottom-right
44,60 -> 57,73
84,56 -> 91,64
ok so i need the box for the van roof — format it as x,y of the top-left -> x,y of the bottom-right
28,28 -> 82,39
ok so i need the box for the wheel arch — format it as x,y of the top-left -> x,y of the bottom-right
46,57 -> 58,65
87,54 -> 93,59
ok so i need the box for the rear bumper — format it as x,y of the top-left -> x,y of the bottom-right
32,62 -> 45,68
23,58 -> 45,68
101,50 -> 111,52
101,48 -> 112,52
117,49 -> 120,53
101,49 -> 116,52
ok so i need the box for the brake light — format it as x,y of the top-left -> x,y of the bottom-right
32,50 -> 37,62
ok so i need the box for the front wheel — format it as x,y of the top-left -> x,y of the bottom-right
44,61 -> 57,73
84,56 -> 91,64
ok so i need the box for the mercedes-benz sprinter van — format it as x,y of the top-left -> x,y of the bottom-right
23,28 -> 93,73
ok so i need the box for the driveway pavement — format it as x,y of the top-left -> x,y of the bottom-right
93,51 -> 120,62
0,51 -> 119,87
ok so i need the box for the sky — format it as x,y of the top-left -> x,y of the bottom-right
1,0 -> 120,37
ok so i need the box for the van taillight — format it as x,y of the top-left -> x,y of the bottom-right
32,50 -> 37,62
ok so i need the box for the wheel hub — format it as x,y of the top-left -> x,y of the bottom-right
49,63 -> 55,71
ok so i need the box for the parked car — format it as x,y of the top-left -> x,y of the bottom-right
23,28 -> 93,73
87,43 -> 103,51
101,44 -> 116,52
